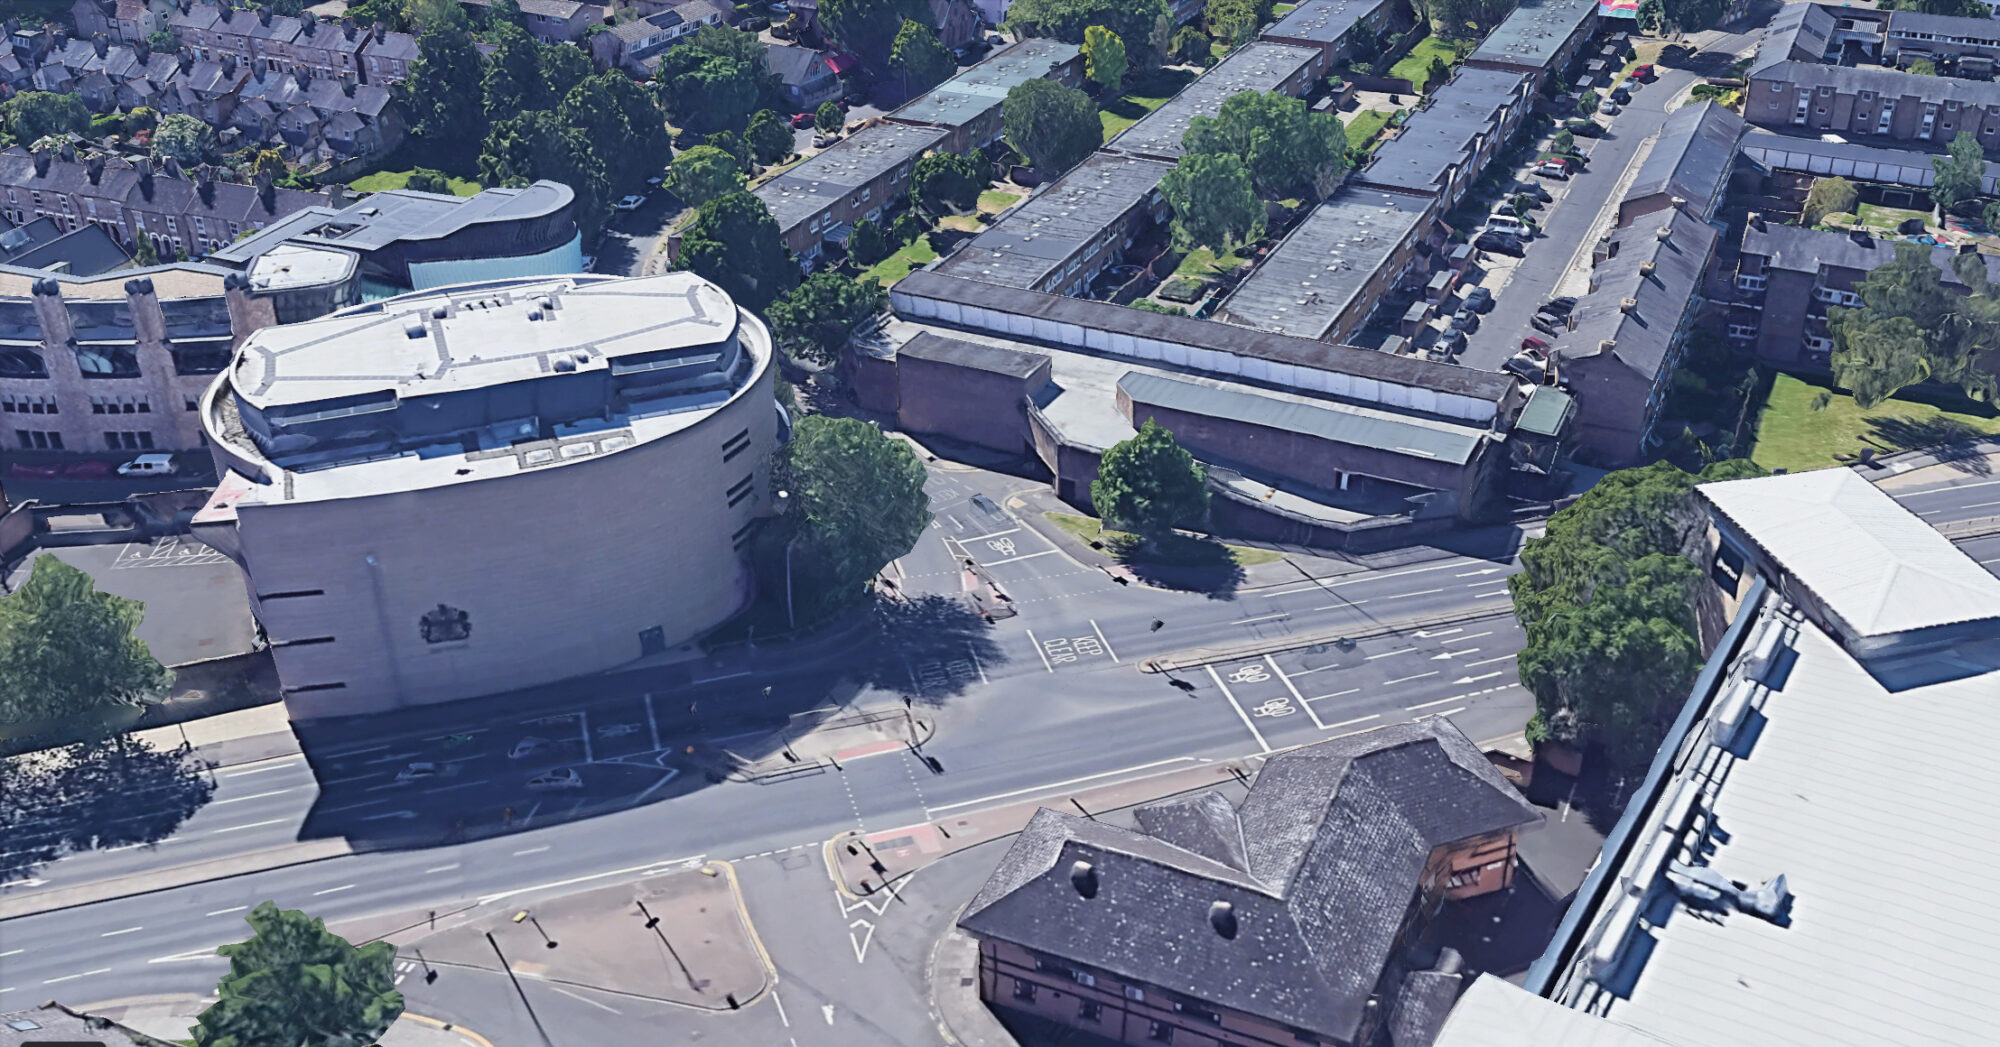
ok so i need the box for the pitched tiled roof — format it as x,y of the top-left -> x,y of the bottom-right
960,718 -> 1541,1042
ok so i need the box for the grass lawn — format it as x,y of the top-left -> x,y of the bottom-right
1747,372 -> 2000,472
1343,108 -> 1397,152
939,214 -> 985,232
1621,39 -> 1666,75
1048,512 -> 1284,568
1389,36 -> 1469,86
862,236 -> 939,284
1177,246 -> 1249,276
1274,3 -> 1297,13
978,189 -> 1022,213
346,168 -> 482,196
1099,71 -> 1195,143
1848,202 -> 1931,234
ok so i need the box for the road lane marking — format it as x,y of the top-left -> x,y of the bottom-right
514,845 -> 551,856
421,778 -> 493,795
1206,665 -> 1273,754
148,949 -> 223,964
1384,671 -> 1440,685
1466,653 -> 1517,667
0,949 -> 22,957
211,819 -> 285,834
981,550 -> 1060,567
1430,706 -> 1468,718
774,990 -> 791,1027
1474,589 -> 1510,598
1257,559 -> 1480,598
1266,655 -> 1328,730
42,968 -> 111,984
1385,589 -> 1445,600
425,864 -> 461,874
323,744 -> 391,758
99,927 -> 142,937
693,671 -> 752,684
221,761 -> 299,778
313,884 -> 356,896
1442,632 -> 1493,644
1364,648 -> 1414,661
320,799 -> 390,814
1408,695 -> 1468,710
1325,714 -> 1380,729
1024,629 -> 1054,672
211,788 -> 295,805
929,757 -> 1201,813
206,906 -> 248,916
1311,600 -> 1370,611
1306,688 -> 1360,702
1230,613 -> 1290,625
1090,619 -> 1120,663
547,983 -> 623,1014
476,853 -> 707,904
960,527 -> 1020,543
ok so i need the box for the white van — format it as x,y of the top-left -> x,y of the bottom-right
1485,213 -> 1530,237
117,453 -> 178,477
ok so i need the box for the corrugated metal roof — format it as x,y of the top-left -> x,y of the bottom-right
1118,371 -> 1485,464
1432,976 -> 1682,1046
1514,385 -> 1573,436
1699,469 -> 2000,638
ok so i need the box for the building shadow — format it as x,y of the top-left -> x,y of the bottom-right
0,739 -> 214,883
1864,416 -> 1995,475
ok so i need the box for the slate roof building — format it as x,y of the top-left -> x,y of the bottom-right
884,37 -> 1085,152
959,718 -> 1542,1047
1101,42 -> 1327,163
1617,101 -> 1745,227
1432,467 -> 2000,1047
1354,67 -> 1535,208
930,152 -> 1171,295
752,122 -> 946,258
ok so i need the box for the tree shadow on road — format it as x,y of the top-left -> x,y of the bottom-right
864,594 -> 1009,705
1864,416 -> 1995,475
0,738 -> 214,882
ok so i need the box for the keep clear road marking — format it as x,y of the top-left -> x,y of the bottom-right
1024,629 -> 1054,673
1265,656 -> 1327,729
1090,619 -> 1120,663
1206,664 -> 1273,754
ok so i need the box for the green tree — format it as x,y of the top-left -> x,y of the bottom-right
666,145 -> 744,207
890,20 -> 957,96
559,72 -> 672,196
1551,128 -> 1575,156
1001,78 -> 1100,176
706,129 -> 752,171
0,558 -> 171,732
125,106 -> 159,135
1169,25 -> 1210,66
1160,152 -> 1263,259
656,45 -> 760,134
778,415 -> 932,611
910,149 -> 986,215
1931,129 -> 1985,212
1,91 -> 90,145
892,210 -> 926,245
849,217 -> 890,265
747,109 -> 795,165
1426,55 -> 1451,91
816,100 -> 845,133
1828,241 -> 2000,407
405,167 -> 452,193
1205,0 -> 1258,48
1091,419 -> 1209,541
1889,0 -> 1991,15
478,110 -> 609,234
1576,89 -> 1600,119
146,28 -> 176,51
765,271 -> 888,365
404,23 -> 487,150
191,902 -> 402,1047
1803,175 -> 1858,227
481,24 -> 542,120
819,0 -> 933,69
1908,57 -> 1938,76
674,191 -> 799,311
1006,0 -> 1173,66
487,0 -> 525,28
1983,199 -> 2000,233
403,0 -> 467,31
539,41 -> 595,104
1182,90 -> 1348,198
1511,460 -> 1763,770
133,233 -> 158,266
254,149 -> 289,179
1082,24 -> 1127,93
148,113 -> 211,162
1659,0 -> 1728,31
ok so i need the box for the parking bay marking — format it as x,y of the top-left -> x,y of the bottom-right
1206,665 -> 1273,754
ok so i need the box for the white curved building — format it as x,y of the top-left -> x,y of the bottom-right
191,272 -> 779,719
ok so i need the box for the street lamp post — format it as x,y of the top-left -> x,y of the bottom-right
485,932 -> 554,1047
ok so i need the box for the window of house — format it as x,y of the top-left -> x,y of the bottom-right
1078,1001 -> 1103,1022
16,429 -> 63,449
1148,1021 -> 1174,1043
1124,986 -> 1146,1002
1012,980 -> 1037,1002
102,430 -> 153,450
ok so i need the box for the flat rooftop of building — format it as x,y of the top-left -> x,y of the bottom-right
1217,189 -> 1430,341
1885,7 -> 2000,40
1699,467 -> 2000,638
886,38 -> 1080,131
755,123 -> 948,232
233,272 -> 736,410
1466,0 -> 1599,70
931,153 -> 1171,289
247,242 -> 358,292
1738,126 -> 2000,193
1261,0 -> 1392,46
210,181 -> 575,265
1103,41 -> 1322,161
1360,67 -> 1530,195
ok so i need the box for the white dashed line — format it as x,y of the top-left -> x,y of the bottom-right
211,819 -> 285,834
1383,671 -> 1440,685
1324,714 -> 1380,729
1385,589 -> 1445,600
211,788 -> 295,805
99,927 -> 143,937
425,864 -> 461,874
312,884 -> 356,896
513,846 -> 551,856
206,906 -> 248,916
42,969 -> 111,984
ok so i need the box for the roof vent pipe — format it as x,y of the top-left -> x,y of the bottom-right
1209,901 -> 1237,939
1070,861 -> 1097,898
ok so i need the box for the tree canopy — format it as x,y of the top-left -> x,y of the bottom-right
655,45 -> 761,134
816,100 -> 845,133
558,72 -> 672,196
478,110 -> 608,235
1002,78 -> 1101,177
1160,152 -> 1263,257
891,20 -> 957,96
667,145 -> 745,208
746,109 -> 796,165
765,271 -> 888,365
674,191 -> 799,312
151,113 -> 213,164
779,415 -> 932,612
1511,459 -> 1764,771
820,0 -> 934,69
1169,25 -> 1211,66
1802,175 -> 1857,227
1204,0 -> 1260,48
1182,90 -> 1348,198
910,150 -> 987,215
404,23 -> 487,149
1931,129 -> 1985,212
1828,240 -> 2000,407
1083,24 -> 1128,93
0,558 -> 171,732
1091,419 -> 1210,540
1005,0 -> 1172,66
1659,0 -> 1729,32
192,902 -> 402,1047
1882,0 -> 1990,17
1,91 -> 90,146
481,24 -> 542,118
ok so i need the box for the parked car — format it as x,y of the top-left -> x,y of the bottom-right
1534,161 -> 1569,180
396,762 -> 441,782
528,768 -> 585,791
63,460 -> 112,478
615,194 -> 647,212
1520,336 -> 1550,353
1531,311 -> 1567,335
7,462 -> 62,479
1438,326 -> 1467,351
117,453 -> 178,477
1516,181 -> 1553,203
1451,307 -> 1481,333
770,0 -> 790,11
1632,63 -> 1655,80
1486,213 -> 1531,237
813,133 -> 839,148
740,14 -> 768,30
790,111 -> 816,129
1542,295 -> 1578,316
1610,86 -> 1632,104
1475,231 -> 1526,256
1565,119 -> 1604,138
1598,99 -> 1621,115
509,737 -> 549,760
1463,286 -> 1495,313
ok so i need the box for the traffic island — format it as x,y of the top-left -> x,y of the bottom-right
726,706 -> 937,783
407,861 -> 773,1011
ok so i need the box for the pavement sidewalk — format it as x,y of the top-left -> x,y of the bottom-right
84,997 -> 495,1047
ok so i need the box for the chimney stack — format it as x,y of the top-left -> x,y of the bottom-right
163,155 -> 181,179
1069,861 -> 1097,898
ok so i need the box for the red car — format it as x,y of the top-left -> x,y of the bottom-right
1521,337 -> 1550,352
791,112 -> 816,129
7,462 -> 62,479
62,460 -> 112,478
1631,63 -> 1654,80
